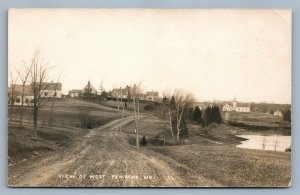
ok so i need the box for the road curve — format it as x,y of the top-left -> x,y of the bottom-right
8,116 -> 215,187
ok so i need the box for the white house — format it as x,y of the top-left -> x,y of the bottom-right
222,98 -> 250,112
9,84 -> 34,106
68,89 -> 82,97
39,82 -> 62,98
111,88 -> 128,99
9,82 -> 62,107
82,81 -> 97,97
274,110 -> 283,117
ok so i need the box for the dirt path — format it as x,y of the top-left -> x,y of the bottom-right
8,116 -> 216,187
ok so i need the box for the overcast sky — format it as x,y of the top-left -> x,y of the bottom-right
8,9 -> 291,104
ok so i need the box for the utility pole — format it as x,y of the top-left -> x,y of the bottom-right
132,87 -> 139,149
119,87 -> 125,132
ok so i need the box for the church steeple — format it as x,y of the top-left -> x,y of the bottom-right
233,96 -> 237,109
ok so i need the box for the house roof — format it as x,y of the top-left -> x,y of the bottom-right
82,82 -> 97,93
236,102 -> 250,107
68,89 -> 82,93
224,101 -> 250,107
10,84 -> 32,96
41,82 -> 62,91
9,82 -> 62,96
146,91 -> 159,97
112,88 -> 127,94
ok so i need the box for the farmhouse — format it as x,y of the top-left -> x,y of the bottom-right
68,89 -> 82,98
8,82 -> 62,106
145,91 -> 159,101
40,82 -> 62,98
222,98 -> 250,112
82,81 -> 97,97
8,84 -> 33,106
274,110 -> 283,117
111,88 -> 128,99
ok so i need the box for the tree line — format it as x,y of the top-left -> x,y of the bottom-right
250,102 -> 291,114
9,50 -> 61,136
158,90 -> 223,142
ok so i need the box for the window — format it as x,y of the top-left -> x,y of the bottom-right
44,92 -> 48,96
16,98 -> 21,103
54,92 -> 57,97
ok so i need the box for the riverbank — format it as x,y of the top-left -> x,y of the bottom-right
149,144 -> 291,187
120,116 -> 291,186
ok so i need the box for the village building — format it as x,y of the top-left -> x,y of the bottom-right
111,88 -> 128,99
145,91 -> 159,101
68,89 -> 82,97
8,82 -> 62,106
274,110 -> 283,117
222,98 -> 250,112
82,81 -> 97,96
40,82 -> 62,98
8,84 -> 33,106
68,82 -> 98,98
82,81 -> 97,97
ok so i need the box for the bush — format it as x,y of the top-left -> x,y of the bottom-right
283,109 -> 291,122
140,136 -> 147,146
193,106 -> 204,126
144,104 -> 155,111
79,111 -> 96,129
204,105 -> 222,126
154,102 -> 160,106
179,120 -> 189,138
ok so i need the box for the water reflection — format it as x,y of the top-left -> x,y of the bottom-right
237,134 -> 291,152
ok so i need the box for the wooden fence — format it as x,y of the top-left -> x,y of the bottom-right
8,117 -> 81,128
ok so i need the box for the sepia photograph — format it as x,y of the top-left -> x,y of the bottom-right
7,9 -> 291,187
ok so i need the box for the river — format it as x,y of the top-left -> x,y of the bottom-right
237,134 -> 291,152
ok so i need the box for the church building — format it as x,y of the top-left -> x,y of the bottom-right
222,98 -> 250,112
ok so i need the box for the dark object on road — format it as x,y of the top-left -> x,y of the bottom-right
285,146 -> 291,152
140,135 -> 147,146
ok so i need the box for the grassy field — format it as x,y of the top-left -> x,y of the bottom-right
7,99 -> 291,187
9,98 -> 125,127
120,115 -> 291,186
231,112 -> 283,123
8,123 -> 87,162
151,145 -> 291,187
8,98 -> 126,162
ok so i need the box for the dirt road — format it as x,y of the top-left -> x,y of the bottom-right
8,116 -> 216,187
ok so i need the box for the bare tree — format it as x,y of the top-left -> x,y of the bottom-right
83,81 -> 93,99
9,72 -> 18,121
118,86 -> 126,132
168,107 -> 176,142
16,59 -> 33,125
169,89 -> 195,141
98,79 -> 104,104
160,88 -> 172,120
119,99 -> 125,132
30,51 -> 50,136
49,73 -> 61,126
130,82 -> 144,149
99,79 -> 104,94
